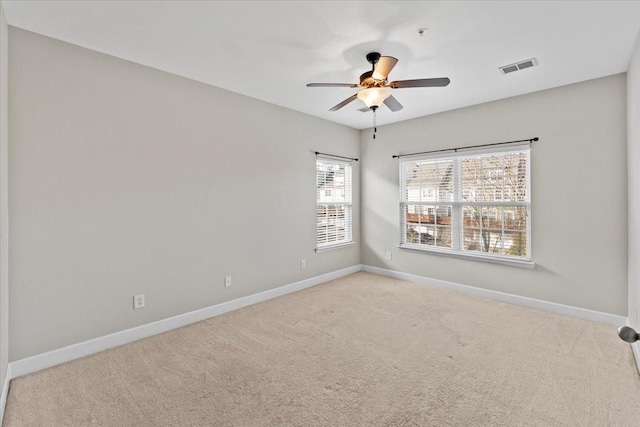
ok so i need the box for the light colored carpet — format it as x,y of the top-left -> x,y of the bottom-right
4,272 -> 640,426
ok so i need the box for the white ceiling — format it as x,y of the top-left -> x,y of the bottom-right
3,1 -> 640,130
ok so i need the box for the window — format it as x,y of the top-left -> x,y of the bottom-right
317,157 -> 353,249
399,145 -> 530,262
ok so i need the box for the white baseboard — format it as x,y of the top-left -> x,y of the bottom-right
9,265 -> 362,380
362,265 -> 627,327
0,363 -> 11,426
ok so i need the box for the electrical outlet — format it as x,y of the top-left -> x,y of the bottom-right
225,276 -> 232,287
301,259 -> 306,269
386,251 -> 392,261
133,294 -> 145,310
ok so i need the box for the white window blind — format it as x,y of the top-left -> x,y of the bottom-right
317,157 -> 353,248
399,144 -> 531,261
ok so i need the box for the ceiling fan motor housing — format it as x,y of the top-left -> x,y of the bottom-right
359,70 -> 377,88
360,52 -> 386,87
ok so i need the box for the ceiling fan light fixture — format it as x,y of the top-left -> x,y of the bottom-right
307,52 -> 450,113
357,87 -> 391,109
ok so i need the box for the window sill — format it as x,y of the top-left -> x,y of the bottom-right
398,244 -> 535,269
316,241 -> 356,253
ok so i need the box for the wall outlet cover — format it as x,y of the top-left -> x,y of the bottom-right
133,294 -> 145,310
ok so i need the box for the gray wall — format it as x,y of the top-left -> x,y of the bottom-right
628,29 -> 640,328
8,28 -> 360,361
361,74 -> 628,315
0,3 -> 8,383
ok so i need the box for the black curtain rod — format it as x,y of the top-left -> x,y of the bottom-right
392,137 -> 538,159
315,151 -> 359,162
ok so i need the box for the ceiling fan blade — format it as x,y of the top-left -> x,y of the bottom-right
383,95 -> 403,112
329,94 -> 358,111
372,56 -> 398,80
307,83 -> 359,88
390,77 -> 450,88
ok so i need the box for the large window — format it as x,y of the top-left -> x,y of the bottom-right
399,145 -> 531,262
317,157 -> 353,249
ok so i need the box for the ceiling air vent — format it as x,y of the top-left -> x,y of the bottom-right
499,58 -> 538,75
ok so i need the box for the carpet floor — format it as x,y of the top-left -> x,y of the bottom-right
4,272 -> 640,426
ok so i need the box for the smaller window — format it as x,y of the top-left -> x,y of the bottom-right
317,157 -> 353,249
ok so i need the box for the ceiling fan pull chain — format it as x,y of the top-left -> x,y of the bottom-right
373,109 -> 377,140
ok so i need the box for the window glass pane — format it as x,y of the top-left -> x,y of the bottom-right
317,160 -> 350,203
405,204 -> 436,225
406,224 -> 436,246
463,205 -> 499,253
463,227 -> 483,252
505,231 -> 527,257
405,224 -> 421,244
460,157 -> 482,199
405,205 -> 452,249
463,227 -> 504,253
404,159 -> 453,203
503,151 -> 528,202
504,206 -> 527,231
461,150 -> 528,203
316,204 -> 351,247
436,205 -> 452,226
463,205 -> 482,228
462,205 -> 527,255
481,205 -> 502,229
434,225 -> 451,248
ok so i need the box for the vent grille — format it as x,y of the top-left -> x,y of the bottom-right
499,58 -> 538,75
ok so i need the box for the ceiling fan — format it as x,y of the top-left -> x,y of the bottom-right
306,52 -> 450,113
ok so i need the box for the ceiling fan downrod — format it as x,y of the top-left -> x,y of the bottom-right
366,52 -> 381,69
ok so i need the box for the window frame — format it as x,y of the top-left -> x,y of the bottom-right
399,143 -> 532,265
316,156 -> 354,251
